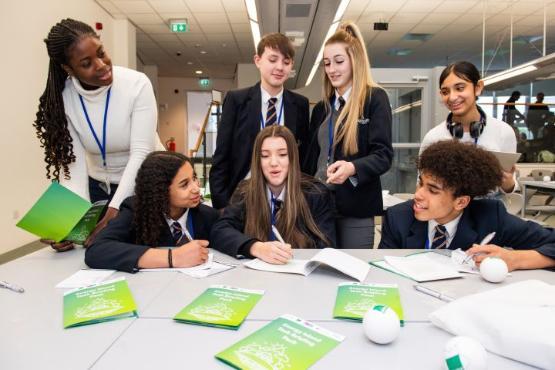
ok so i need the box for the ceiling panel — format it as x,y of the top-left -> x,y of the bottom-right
400,0 -> 442,12
148,0 -> 189,13
112,0 -> 153,13
184,0 -> 223,12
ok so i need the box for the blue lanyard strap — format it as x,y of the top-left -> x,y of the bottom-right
79,87 -> 112,167
187,212 -> 194,239
260,99 -> 284,130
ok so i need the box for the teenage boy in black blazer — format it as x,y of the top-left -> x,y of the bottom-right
379,140 -> 555,271
209,33 -> 310,209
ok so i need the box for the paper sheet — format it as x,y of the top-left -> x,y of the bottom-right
56,269 -> 116,289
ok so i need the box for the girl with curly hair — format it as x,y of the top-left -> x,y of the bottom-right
211,126 -> 336,264
85,152 -> 219,272
36,19 -> 159,251
303,21 -> 393,249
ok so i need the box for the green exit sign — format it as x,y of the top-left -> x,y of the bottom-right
170,19 -> 188,33
199,78 -> 211,88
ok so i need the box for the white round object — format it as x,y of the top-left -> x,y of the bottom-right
444,336 -> 487,370
543,175 -> 551,182
479,257 -> 508,283
362,304 -> 400,344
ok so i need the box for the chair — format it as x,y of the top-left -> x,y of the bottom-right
500,193 -> 523,215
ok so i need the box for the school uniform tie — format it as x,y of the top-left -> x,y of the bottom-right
266,97 -> 278,126
272,198 -> 282,222
171,221 -> 183,243
431,224 -> 448,249
337,96 -> 346,113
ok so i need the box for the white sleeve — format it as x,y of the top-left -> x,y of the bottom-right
60,120 -> 90,201
108,76 -> 158,209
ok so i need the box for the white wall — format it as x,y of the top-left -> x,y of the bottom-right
113,19 -> 136,70
0,0 -> 115,255
157,77 -> 235,154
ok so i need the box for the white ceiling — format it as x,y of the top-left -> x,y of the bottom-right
96,0 -> 555,80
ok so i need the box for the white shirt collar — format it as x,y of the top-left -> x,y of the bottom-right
334,86 -> 352,110
261,85 -> 284,105
427,212 -> 463,249
165,208 -> 190,236
266,185 -> 286,205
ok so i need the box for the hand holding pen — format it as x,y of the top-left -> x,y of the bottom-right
463,232 -> 496,264
249,225 -> 292,264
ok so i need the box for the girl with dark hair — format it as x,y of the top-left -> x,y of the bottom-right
420,61 -> 517,193
303,21 -> 393,249
36,19 -> 160,251
85,152 -> 219,272
211,126 -> 335,264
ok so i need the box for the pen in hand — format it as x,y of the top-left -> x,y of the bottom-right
271,225 -> 286,244
463,232 -> 496,264
0,280 -> 25,293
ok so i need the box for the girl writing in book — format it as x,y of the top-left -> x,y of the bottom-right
85,152 -> 219,272
36,19 -> 160,252
210,126 -> 336,264
303,21 -> 393,249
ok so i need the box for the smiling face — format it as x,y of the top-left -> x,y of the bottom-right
168,162 -> 201,218
439,72 -> 483,121
63,36 -> 113,88
412,172 -> 470,225
254,46 -> 292,94
323,42 -> 353,95
260,136 -> 289,194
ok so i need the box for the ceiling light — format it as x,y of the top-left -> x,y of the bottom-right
388,48 -> 412,56
482,65 -> 537,86
195,70 -> 203,74
187,61 -> 193,65
333,0 -> 350,23
402,33 -> 432,42
245,0 -> 258,22
200,50 -> 207,54
249,19 -> 261,51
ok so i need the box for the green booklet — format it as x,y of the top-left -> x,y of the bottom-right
16,182 -> 107,244
174,285 -> 264,330
63,277 -> 138,328
216,314 -> 344,369
333,282 -> 404,325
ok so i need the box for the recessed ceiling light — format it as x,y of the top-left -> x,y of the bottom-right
200,50 -> 207,54
402,33 -> 432,42
388,48 -> 412,56
195,70 -> 203,74
222,43 -> 227,47
187,61 -> 193,65
195,43 -> 201,48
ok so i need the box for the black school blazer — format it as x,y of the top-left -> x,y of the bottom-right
209,82 -> 310,209
85,196 -> 220,272
303,87 -> 393,218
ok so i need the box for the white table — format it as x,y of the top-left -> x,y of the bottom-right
1,247 -> 552,369
520,179 -> 555,217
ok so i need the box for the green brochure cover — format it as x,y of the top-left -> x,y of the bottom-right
333,282 -> 404,325
63,277 -> 138,328
65,200 -> 108,244
174,285 -> 264,330
16,182 -> 105,243
216,314 -> 344,369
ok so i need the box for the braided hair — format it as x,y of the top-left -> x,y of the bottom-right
34,19 -> 98,180
134,151 -> 194,246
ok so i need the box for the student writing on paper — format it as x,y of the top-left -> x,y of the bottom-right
35,19 -> 160,252
85,152 -> 219,272
420,61 -> 518,195
210,126 -> 336,264
302,21 -> 393,249
379,141 -> 555,271
209,32 -> 310,210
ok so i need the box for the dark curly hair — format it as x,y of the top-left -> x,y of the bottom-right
418,140 -> 502,198
34,19 -> 98,180
134,151 -> 193,246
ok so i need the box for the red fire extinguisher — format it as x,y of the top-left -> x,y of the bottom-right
165,137 -> 176,152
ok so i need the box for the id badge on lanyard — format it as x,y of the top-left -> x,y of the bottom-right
79,87 -> 112,195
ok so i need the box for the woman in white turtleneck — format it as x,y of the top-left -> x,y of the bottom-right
35,19 -> 159,251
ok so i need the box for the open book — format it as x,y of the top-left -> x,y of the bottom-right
244,248 -> 370,282
371,252 -> 463,282
17,182 -> 107,244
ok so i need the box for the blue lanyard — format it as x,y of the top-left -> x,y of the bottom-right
270,193 -> 277,226
186,212 -> 195,239
79,87 -> 112,167
425,237 -> 430,250
260,99 -> 284,130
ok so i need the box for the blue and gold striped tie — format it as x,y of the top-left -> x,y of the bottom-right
265,97 -> 278,126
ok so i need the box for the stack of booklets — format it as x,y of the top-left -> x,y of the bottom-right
17,182 -> 107,244
63,277 -> 138,328
174,285 -> 264,330
216,314 -> 344,369
333,282 -> 404,325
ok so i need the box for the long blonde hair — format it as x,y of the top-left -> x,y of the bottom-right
240,126 -> 329,248
322,21 -> 376,155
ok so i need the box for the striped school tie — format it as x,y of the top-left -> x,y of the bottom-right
171,221 -> 183,243
337,96 -> 346,113
265,97 -> 278,126
431,225 -> 448,249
